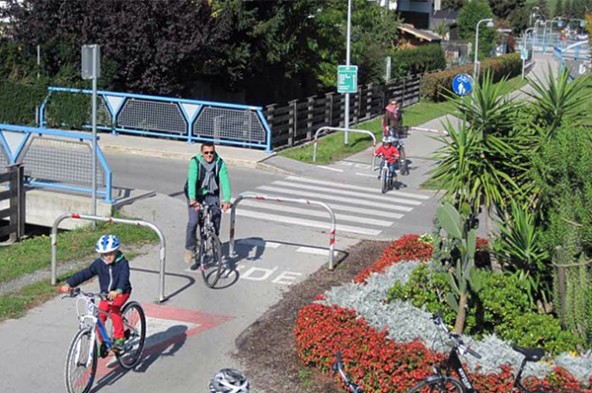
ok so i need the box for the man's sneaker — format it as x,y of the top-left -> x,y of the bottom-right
112,338 -> 126,354
184,249 -> 194,264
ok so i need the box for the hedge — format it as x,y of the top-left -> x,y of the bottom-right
390,44 -> 446,80
420,53 -> 522,102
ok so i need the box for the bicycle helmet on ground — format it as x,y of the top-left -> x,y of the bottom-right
95,234 -> 120,253
209,369 -> 249,393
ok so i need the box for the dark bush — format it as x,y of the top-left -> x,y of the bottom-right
390,44 -> 446,79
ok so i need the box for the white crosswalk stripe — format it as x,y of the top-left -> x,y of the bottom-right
233,175 -> 430,237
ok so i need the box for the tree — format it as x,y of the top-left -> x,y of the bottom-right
3,0 -> 230,96
457,0 -> 495,59
488,0 -> 525,19
564,0 -> 574,18
571,0 -> 587,18
555,0 -> 564,17
442,0 -> 466,10
534,0 -> 550,20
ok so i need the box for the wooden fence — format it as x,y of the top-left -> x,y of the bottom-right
265,74 -> 421,149
0,164 -> 25,242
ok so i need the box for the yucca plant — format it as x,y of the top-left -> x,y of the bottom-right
525,67 -> 592,139
494,200 -> 550,309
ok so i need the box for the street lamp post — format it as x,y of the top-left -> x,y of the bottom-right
543,17 -> 563,52
529,6 -> 540,26
344,0 -> 352,144
473,18 -> 494,79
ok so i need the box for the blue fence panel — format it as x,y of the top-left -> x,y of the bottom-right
0,124 -> 112,202
40,87 -> 272,152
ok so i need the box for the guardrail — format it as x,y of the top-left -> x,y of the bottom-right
0,123 -> 113,202
229,192 -> 338,270
50,213 -> 168,303
0,163 -> 25,242
40,86 -> 273,152
312,127 -> 377,171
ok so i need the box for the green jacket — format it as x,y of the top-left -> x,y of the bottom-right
187,153 -> 231,202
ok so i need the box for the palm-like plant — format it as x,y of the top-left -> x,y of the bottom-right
525,67 -> 592,139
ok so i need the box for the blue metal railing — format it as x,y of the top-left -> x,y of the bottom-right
39,87 -> 273,152
0,123 -> 112,202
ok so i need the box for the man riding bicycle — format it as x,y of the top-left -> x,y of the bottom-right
374,137 -> 400,182
184,142 -> 232,264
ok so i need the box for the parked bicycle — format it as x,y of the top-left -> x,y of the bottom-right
407,311 -> 549,393
333,351 -> 363,393
63,287 -> 146,393
193,202 -> 224,288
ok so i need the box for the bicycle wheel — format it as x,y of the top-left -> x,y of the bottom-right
64,328 -> 97,393
381,167 -> 389,194
201,232 -> 223,288
117,301 -> 146,370
399,149 -> 409,176
407,377 -> 464,393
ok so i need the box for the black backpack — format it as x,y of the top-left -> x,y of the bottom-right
183,156 -> 223,198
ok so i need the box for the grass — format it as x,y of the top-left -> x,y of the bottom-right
0,216 -> 158,285
279,75 -> 528,165
0,250 -> 140,322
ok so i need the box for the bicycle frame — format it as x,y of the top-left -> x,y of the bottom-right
75,295 -> 116,367
443,348 -> 475,392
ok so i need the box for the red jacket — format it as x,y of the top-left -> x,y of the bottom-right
375,145 -> 400,164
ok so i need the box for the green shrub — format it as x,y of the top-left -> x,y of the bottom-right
420,53 -> 522,102
387,264 -> 580,354
502,313 -> 584,354
0,80 -> 47,125
390,44 -> 446,79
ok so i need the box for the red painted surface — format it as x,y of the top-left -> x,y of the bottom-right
89,304 -> 233,384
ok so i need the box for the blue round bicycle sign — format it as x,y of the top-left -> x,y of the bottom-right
452,73 -> 473,96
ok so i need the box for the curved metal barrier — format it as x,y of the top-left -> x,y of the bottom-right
312,126 -> 377,170
229,192 -> 338,270
50,213 -> 168,303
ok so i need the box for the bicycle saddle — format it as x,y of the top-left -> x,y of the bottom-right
511,345 -> 545,362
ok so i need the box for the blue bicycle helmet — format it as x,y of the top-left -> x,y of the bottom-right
95,234 -> 120,253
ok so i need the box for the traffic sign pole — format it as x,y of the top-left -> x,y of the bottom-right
344,0 -> 352,145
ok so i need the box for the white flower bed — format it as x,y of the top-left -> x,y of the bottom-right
319,261 -> 592,384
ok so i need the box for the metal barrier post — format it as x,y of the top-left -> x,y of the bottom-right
230,192 -> 337,270
312,126 -> 377,170
51,213 -> 168,303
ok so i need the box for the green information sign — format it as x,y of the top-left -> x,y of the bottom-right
337,65 -> 358,93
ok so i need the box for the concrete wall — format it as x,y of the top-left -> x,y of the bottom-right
0,187 -> 112,230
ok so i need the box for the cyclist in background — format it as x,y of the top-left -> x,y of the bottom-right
374,137 -> 400,182
382,99 -> 403,138
184,142 -> 232,264
58,234 -> 131,352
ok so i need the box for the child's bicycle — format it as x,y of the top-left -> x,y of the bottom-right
377,155 -> 399,193
63,287 -> 146,393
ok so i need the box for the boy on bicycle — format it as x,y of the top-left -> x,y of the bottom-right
375,137 -> 400,181
58,234 -> 131,352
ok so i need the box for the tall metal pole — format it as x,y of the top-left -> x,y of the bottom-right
473,24 -> 480,78
344,0 -> 352,145
91,45 -> 98,225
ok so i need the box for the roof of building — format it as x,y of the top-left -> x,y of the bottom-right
432,9 -> 459,20
398,23 -> 442,42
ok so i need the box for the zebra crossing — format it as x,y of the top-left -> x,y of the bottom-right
233,175 -> 431,237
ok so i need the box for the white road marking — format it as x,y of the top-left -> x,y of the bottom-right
317,165 -> 343,172
235,210 -> 382,236
286,175 -> 430,200
235,238 -> 281,248
271,180 -> 422,206
296,246 -> 338,256
356,172 -> 378,178
238,199 -> 394,226
257,185 -> 414,212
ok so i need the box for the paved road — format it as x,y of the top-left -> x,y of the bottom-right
0,53 -> 558,393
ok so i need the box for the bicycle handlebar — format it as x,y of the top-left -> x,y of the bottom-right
66,287 -> 109,301
332,351 -> 363,393
433,312 -> 481,359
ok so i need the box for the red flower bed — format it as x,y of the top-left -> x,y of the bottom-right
294,303 -> 592,393
355,234 -> 490,284
354,235 -> 433,284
